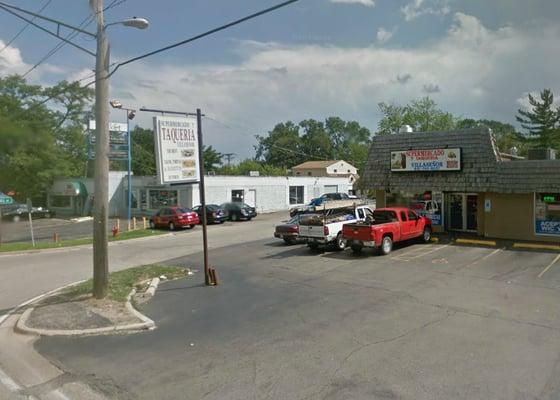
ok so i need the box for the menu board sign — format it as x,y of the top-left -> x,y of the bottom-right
391,148 -> 461,172
153,116 -> 199,184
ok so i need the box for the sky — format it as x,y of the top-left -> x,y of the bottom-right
0,0 -> 559,160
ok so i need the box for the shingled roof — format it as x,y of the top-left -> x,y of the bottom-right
292,160 -> 339,169
362,127 -> 560,194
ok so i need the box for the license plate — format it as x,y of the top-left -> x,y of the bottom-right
363,241 -> 375,247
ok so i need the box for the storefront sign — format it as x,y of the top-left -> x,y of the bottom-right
535,193 -> 560,236
391,148 -> 461,172
153,116 -> 199,184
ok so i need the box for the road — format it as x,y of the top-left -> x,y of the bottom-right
0,212 -> 285,315
36,238 -> 560,400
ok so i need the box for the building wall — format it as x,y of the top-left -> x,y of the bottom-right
481,193 -> 558,242
326,161 -> 358,175
292,168 -> 327,177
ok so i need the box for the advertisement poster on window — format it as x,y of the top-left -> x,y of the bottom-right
153,116 -> 199,184
391,148 -> 461,172
535,193 -> 560,235
409,191 -> 443,226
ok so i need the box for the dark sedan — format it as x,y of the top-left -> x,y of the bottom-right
221,202 -> 257,221
274,214 -> 304,245
0,203 -> 54,222
192,204 -> 228,224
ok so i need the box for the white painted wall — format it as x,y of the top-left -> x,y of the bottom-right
326,160 -> 358,175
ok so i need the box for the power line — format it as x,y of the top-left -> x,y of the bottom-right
107,0 -> 299,78
0,0 -> 51,55
21,0 -> 124,77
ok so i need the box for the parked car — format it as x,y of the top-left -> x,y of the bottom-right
299,204 -> 374,251
221,202 -> 257,221
274,214 -> 306,245
342,207 -> 432,255
0,203 -> 54,222
149,207 -> 200,230
192,204 -> 228,224
310,192 -> 350,207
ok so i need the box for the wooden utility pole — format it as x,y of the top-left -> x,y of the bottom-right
93,0 -> 110,299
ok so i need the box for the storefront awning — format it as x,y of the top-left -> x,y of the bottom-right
49,181 -> 88,197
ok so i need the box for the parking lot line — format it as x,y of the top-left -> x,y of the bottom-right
537,254 -> 560,278
392,244 -> 450,261
465,247 -> 504,267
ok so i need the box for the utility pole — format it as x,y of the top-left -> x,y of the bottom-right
93,0 -> 110,299
223,153 -> 235,167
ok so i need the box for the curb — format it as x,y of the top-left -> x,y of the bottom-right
15,287 -> 155,337
454,238 -> 497,247
0,231 -> 176,257
513,242 -> 560,252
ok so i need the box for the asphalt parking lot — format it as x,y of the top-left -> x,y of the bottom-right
37,239 -> 560,400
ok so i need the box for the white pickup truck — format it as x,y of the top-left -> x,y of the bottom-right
298,204 -> 374,251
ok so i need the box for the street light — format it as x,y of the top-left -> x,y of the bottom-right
105,17 -> 150,30
110,100 -> 136,222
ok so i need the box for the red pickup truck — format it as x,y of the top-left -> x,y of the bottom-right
342,207 -> 432,255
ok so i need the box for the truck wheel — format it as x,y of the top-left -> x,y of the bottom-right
231,214 -> 239,222
351,245 -> 363,254
149,220 -> 156,229
12,215 -> 20,223
379,236 -> 393,255
422,227 -> 432,243
169,222 -> 176,231
334,233 -> 346,251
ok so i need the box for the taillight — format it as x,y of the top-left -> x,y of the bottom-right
324,225 -> 329,235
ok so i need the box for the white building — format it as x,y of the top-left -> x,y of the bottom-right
291,160 -> 358,177
48,173 -> 353,217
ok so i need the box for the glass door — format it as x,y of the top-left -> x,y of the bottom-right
466,195 -> 478,231
448,194 -> 464,230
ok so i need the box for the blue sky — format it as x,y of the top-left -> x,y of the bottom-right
1,0 -> 559,159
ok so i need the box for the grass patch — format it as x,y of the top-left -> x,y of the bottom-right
60,264 -> 188,303
0,229 -> 166,253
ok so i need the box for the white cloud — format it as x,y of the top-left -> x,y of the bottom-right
377,27 -> 396,44
0,40 -> 28,74
106,12 -> 560,157
330,0 -> 375,7
401,0 -> 450,21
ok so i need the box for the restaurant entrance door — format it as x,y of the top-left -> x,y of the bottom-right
446,193 -> 478,232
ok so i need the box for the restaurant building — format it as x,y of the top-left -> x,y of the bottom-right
362,127 -> 560,242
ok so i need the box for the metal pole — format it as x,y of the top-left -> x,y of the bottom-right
196,108 -> 211,286
93,0 -> 110,299
127,112 -> 132,221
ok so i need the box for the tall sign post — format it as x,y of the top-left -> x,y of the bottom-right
145,107 -> 212,286
26,198 -> 35,247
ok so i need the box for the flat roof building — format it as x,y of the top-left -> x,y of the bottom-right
362,128 -> 560,242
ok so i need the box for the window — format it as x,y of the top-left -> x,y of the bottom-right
232,190 -> 244,203
357,209 -> 365,219
334,169 -> 338,173
408,211 -> 418,220
307,171 -> 312,176
50,195 -> 71,208
535,193 -> 560,236
373,210 -> 398,222
400,211 -> 408,221
124,190 -> 138,209
149,190 -> 178,209
289,186 -> 304,205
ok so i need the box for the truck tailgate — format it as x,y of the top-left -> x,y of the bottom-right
342,223 -> 373,242
299,224 -> 325,239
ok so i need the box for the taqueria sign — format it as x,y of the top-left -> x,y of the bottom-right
391,148 -> 461,172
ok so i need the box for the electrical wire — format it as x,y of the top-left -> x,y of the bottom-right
107,0 -> 299,78
21,0 -> 124,77
0,0 -> 51,55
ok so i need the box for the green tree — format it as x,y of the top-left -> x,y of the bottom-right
215,159 -> 286,176
255,121 -> 303,167
0,75 -> 94,202
255,118 -> 371,172
457,119 -> 527,155
131,126 -> 156,176
516,89 -> 560,150
377,97 -> 457,134
203,145 -> 222,172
